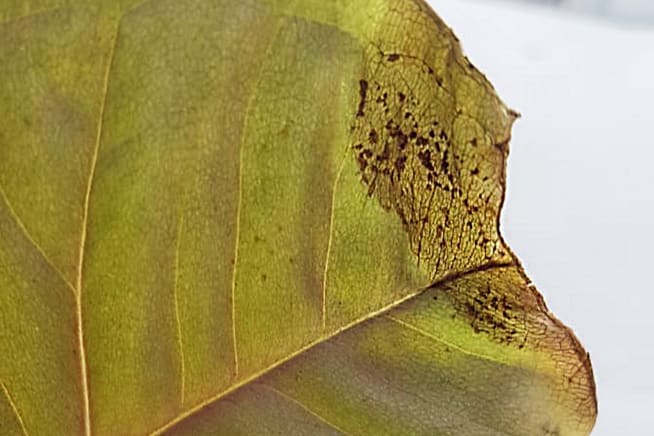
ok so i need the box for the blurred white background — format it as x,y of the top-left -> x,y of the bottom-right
516,0 -> 654,25
427,0 -> 654,434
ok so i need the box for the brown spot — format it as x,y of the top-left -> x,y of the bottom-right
494,139 -> 509,153
377,143 -> 390,162
397,132 -> 408,150
369,129 -> 378,144
357,80 -> 368,117
395,155 -> 407,173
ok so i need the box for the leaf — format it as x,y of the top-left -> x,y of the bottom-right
0,0 -> 596,435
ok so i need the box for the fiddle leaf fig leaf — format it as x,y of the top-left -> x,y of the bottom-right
0,0 -> 596,435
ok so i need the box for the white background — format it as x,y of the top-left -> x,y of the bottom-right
426,0 -> 654,434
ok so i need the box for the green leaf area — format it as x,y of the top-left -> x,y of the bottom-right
0,0 -> 596,435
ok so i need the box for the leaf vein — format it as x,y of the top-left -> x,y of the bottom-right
173,215 -> 185,406
74,17 -> 120,436
258,383 -> 353,435
321,153 -> 348,330
385,315 -> 509,366
0,185 -> 75,293
229,19 -> 286,380
0,380 -> 29,436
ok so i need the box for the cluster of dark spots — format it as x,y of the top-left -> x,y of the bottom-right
418,149 -> 434,171
462,198 -> 480,214
396,132 -> 408,150
356,80 -> 368,117
357,149 -> 373,170
377,142 -> 390,162
384,118 -> 395,131
395,155 -> 407,173
387,53 -> 400,62
416,136 -> 429,147
368,129 -> 378,144
396,207 -> 409,227
455,284 -> 525,346
440,150 -> 450,174
349,69 -> 473,268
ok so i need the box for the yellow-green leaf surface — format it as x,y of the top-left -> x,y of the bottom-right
0,0 -> 597,435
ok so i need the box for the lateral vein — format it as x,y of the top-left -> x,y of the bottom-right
321,153 -> 348,330
0,185 -> 75,293
259,383 -> 354,435
385,315 -> 509,366
228,20 -> 285,381
173,215 -> 186,406
0,381 -> 29,436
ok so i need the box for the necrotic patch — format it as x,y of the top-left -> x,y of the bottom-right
350,50 -> 510,278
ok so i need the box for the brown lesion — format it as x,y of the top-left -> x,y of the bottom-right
356,79 -> 368,118
436,265 -> 598,425
349,49 -> 512,279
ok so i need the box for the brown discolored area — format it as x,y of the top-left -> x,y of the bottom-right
434,265 -> 597,424
356,79 -> 368,117
350,48 -> 514,279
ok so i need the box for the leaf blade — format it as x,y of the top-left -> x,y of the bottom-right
0,0 -> 596,434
